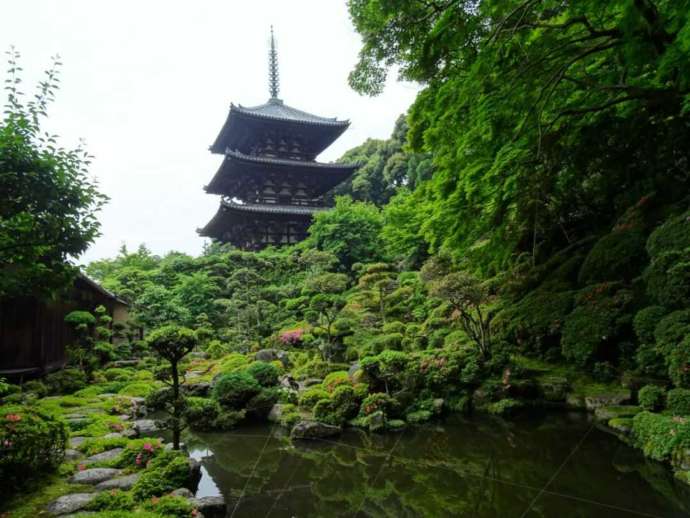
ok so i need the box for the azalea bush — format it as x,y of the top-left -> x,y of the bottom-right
0,405 -> 68,488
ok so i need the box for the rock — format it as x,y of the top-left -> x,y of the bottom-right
594,405 -> 640,422
64,449 -> 82,461
675,449 -> 690,471
123,428 -> 138,438
279,374 -> 299,391
133,419 -> 158,436
47,493 -> 97,515
348,363 -> 361,379
164,442 -> 186,451
189,496 -> 227,518
566,393 -> 586,409
97,393 -> 118,399
170,488 -> 194,498
118,414 -> 131,421
267,404 -> 285,423
406,410 -> 433,424
64,413 -> 88,420
69,436 -> 87,447
537,376 -> 570,402
95,472 -> 141,491
107,359 -> 139,368
608,417 -> 634,436
189,351 -> 209,360
584,391 -> 631,411
183,382 -> 211,397
387,419 -> 406,431
291,420 -> 341,439
254,348 -> 291,368
103,432 -> 123,439
84,448 -> 123,465
70,468 -> 122,485
366,411 -> 386,432
432,398 -> 445,414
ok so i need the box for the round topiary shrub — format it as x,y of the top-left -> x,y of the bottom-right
638,385 -> 666,411
0,405 -> 68,489
646,210 -> 690,258
633,306 -> 668,345
298,387 -> 330,410
245,361 -> 279,387
666,388 -> 690,416
212,371 -> 260,409
668,336 -> 690,389
578,228 -> 648,285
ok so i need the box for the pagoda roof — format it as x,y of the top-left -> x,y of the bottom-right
205,150 -> 357,196
198,199 -> 323,238
210,98 -> 350,157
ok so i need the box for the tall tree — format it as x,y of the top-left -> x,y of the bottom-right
1,50 -> 107,298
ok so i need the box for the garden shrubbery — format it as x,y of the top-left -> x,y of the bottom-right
0,405 -> 68,488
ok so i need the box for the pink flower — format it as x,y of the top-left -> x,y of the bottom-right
279,328 -> 304,345
5,414 -> 21,422
78,464 -> 86,471
143,442 -> 153,452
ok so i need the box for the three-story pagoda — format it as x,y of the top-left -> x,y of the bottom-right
198,29 -> 357,250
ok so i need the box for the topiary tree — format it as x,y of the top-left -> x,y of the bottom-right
146,325 -> 198,450
64,310 -> 97,376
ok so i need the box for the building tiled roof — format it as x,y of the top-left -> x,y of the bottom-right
232,98 -> 349,126
223,149 -> 358,170
220,198 -> 324,216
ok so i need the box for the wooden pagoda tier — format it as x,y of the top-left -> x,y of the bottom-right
198,29 -> 357,250
210,98 -> 350,160
204,149 -> 357,202
198,198 -> 325,250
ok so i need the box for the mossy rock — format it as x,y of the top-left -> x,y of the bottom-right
386,419 -> 406,432
486,398 -> 524,417
405,410 -> 433,424
608,417 -> 634,435
594,405 -> 641,422
536,376 -> 569,402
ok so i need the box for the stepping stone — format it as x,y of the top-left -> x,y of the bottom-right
70,468 -> 122,485
69,436 -> 87,447
84,448 -> 123,465
47,493 -> 97,515
95,472 -> 140,491
133,419 -> 158,436
171,488 -> 194,498
103,432 -> 123,439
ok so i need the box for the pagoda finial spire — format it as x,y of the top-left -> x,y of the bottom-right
268,26 -> 280,100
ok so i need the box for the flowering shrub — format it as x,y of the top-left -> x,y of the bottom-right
0,404 -> 68,489
116,439 -> 162,469
279,328 -> 304,345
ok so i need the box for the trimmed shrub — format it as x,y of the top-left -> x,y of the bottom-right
212,371 -> 260,409
645,250 -> 690,309
561,283 -> 634,367
638,385 -> 666,411
494,290 -> 573,355
666,388 -> 690,416
313,385 -> 359,426
359,392 -> 399,418
632,411 -> 690,462
298,387 -> 329,410
0,405 -> 68,489
43,368 -> 88,394
183,397 -> 220,431
245,361 -> 279,387
633,306 -> 668,345
578,228 -> 648,285
669,336 -> 690,388
646,210 -> 690,258
323,371 -> 350,392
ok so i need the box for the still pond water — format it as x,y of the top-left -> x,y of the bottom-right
186,411 -> 690,518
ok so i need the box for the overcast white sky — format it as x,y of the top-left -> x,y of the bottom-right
0,0 -> 418,264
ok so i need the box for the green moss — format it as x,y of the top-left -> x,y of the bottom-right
405,410 -> 433,424
486,398 -> 524,416
0,473 -> 89,518
87,489 -> 135,511
131,451 -> 193,500
298,387 -> 330,410
578,228 -> 648,285
141,495 -> 193,518
609,417 -> 634,434
117,382 -> 156,398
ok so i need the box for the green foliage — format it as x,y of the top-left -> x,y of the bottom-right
245,361 -> 279,387
638,385 -> 666,412
632,411 -> 690,462
43,368 -> 87,395
131,451 -> 192,500
646,211 -> 690,258
360,392 -> 398,418
298,387 -> 330,410
307,197 -> 384,271
118,382 -> 155,398
634,306 -> 668,346
87,490 -> 135,511
0,405 -> 68,489
146,325 -> 198,365
578,229 -> 648,285
666,388 -> 690,416
561,283 -> 634,367
0,50 -> 107,298
212,372 -> 260,409
141,495 -> 194,518
313,385 -> 360,426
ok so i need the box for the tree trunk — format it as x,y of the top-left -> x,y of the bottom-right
171,360 -> 181,450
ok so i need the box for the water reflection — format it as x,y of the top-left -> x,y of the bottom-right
184,412 -> 690,517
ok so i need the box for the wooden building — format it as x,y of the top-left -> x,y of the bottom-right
0,273 -> 129,380
198,28 -> 357,249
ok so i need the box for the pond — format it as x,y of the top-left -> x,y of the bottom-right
185,411 -> 690,517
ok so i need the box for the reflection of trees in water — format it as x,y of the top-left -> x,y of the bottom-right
185,415 -> 690,517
